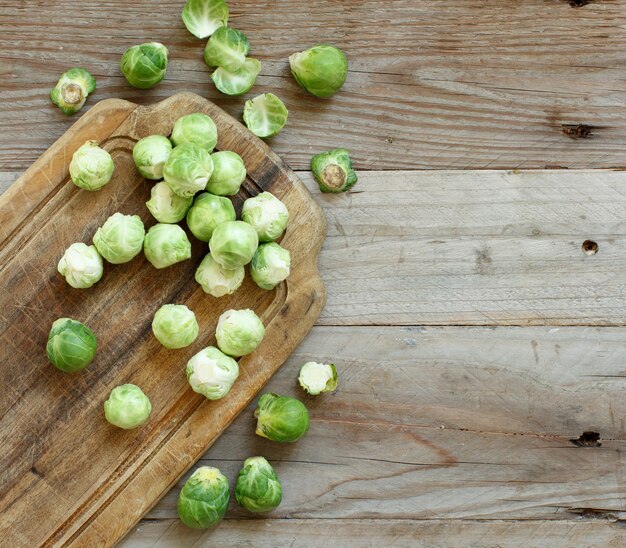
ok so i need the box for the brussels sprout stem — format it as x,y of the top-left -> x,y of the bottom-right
322,164 -> 347,191
60,82 -> 84,106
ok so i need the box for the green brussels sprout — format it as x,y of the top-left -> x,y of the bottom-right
250,243 -> 291,290
209,220 -> 259,269
211,58 -> 261,96
133,135 -> 173,180
204,27 -> 250,71
186,192 -> 236,242
241,192 -> 289,242
310,148 -> 358,193
46,318 -> 97,373
69,140 -> 114,191
93,213 -> 145,264
254,393 -> 309,443
120,42 -> 168,89
195,253 -> 244,297
178,466 -> 230,529
171,113 -> 218,153
104,384 -> 152,429
143,223 -> 192,269
50,67 -> 96,115
146,182 -> 193,224
152,304 -> 199,349
215,308 -> 265,357
182,0 -> 229,40
243,93 -> 288,138
186,346 -> 239,400
289,44 -> 347,98
163,143 -> 214,198
235,456 -> 282,513
206,151 -> 246,196
58,242 -> 104,289
298,362 -> 338,395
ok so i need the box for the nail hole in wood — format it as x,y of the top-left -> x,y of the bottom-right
568,0 -> 591,6
582,240 -> 598,256
570,431 -> 601,447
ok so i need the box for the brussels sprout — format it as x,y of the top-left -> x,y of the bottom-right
120,42 -> 168,89
133,135 -> 173,180
152,304 -> 199,349
310,148 -> 357,193
289,44 -> 347,98
69,140 -> 114,191
186,346 -> 239,400
171,113 -> 218,153
235,456 -> 282,513
46,318 -> 97,373
241,192 -> 289,242
143,223 -> 192,269
146,182 -> 193,224
186,192 -> 236,242
211,58 -> 261,96
254,393 -> 309,443
243,93 -> 288,138
298,362 -> 338,395
104,384 -> 152,429
58,242 -> 104,289
178,466 -> 230,529
195,253 -> 244,297
206,151 -> 246,196
93,213 -> 145,264
50,67 -> 96,115
204,27 -> 250,71
209,220 -> 258,269
182,0 -> 229,40
215,309 -> 265,357
163,143 -> 214,198
250,243 -> 291,290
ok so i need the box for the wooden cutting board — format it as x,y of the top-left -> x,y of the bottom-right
0,92 -> 326,546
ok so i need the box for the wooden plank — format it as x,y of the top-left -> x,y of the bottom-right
2,1 -> 626,171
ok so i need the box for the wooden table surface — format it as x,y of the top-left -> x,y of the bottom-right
2,1 -> 626,546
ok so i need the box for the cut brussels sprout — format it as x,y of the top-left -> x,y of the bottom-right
171,113 -> 218,153
298,362 -> 338,395
211,58 -> 261,96
143,223 -> 192,269
250,243 -> 291,290
195,253 -> 244,297
120,42 -> 168,89
254,393 -> 309,443
310,148 -> 357,193
243,93 -> 288,138
241,192 -> 289,242
235,456 -> 282,513
46,318 -> 97,373
206,151 -> 246,196
186,346 -> 239,400
178,466 -> 230,529
289,44 -> 347,98
182,0 -> 229,39
69,140 -> 114,191
152,304 -> 199,349
50,67 -> 96,115
204,27 -> 250,71
186,192 -> 236,242
104,384 -> 152,429
133,135 -> 173,180
215,309 -> 265,357
146,182 -> 193,224
93,213 -> 145,264
209,220 -> 259,269
163,143 -> 214,198
58,242 -> 104,289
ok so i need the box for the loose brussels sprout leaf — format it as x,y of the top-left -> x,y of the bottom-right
178,466 -> 230,529
254,393 -> 309,443
299,362 -> 338,395
120,42 -> 168,89
186,192 -> 236,242
310,148 -> 358,193
146,182 -> 194,224
46,318 -> 97,373
289,44 -> 347,98
143,223 -> 192,269
152,304 -> 199,349
204,27 -> 250,71
243,93 -> 288,138
209,220 -> 258,269
235,456 -> 282,513
58,242 -> 104,289
104,384 -> 152,429
186,346 -> 239,400
195,253 -> 244,297
215,308 -> 265,357
93,212 -> 145,264
133,135 -> 173,180
50,67 -> 96,115
182,0 -> 229,39
206,151 -> 246,196
163,143 -> 214,198
211,58 -> 261,96
171,113 -> 218,153
241,192 -> 289,242
69,140 -> 114,191
250,243 -> 291,290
